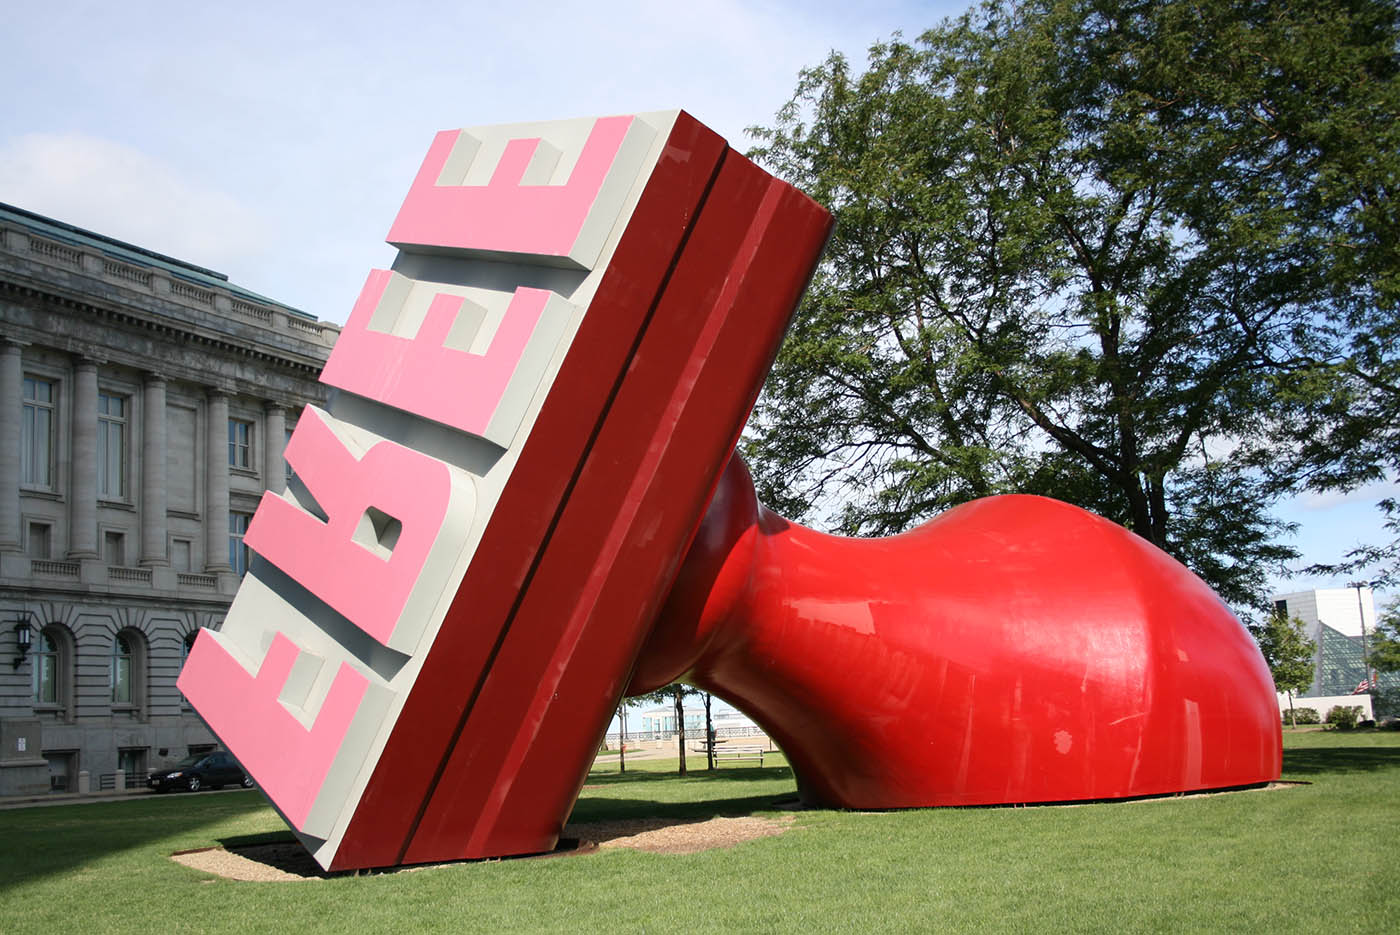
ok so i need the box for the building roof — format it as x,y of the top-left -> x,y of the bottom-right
0,201 -> 315,320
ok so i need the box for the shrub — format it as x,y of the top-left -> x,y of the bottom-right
1324,705 -> 1362,730
1372,687 -> 1400,721
1283,707 -> 1320,725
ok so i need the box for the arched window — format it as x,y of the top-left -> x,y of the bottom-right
32,624 -> 74,719
110,629 -> 147,716
33,631 -> 59,704
112,634 -> 133,704
179,629 -> 199,706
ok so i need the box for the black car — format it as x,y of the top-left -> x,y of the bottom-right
146,751 -> 253,793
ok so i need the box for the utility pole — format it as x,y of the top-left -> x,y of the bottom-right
1351,581 -> 1374,705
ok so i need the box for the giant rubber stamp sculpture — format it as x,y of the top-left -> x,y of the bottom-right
178,110 -> 1281,871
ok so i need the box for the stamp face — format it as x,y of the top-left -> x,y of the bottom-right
179,112 -> 679,852
387,115 -> 656,268
178,110 -> 832,870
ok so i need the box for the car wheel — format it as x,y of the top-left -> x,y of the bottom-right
242,775 -> 254,788
187,776 -> 201,793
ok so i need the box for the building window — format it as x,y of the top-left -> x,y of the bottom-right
97,392 -> 128,499
46,751 -> 75,793
229,512 -> 251,575
180,630 -> 199,705
25,521 -> 51,560
118,748 -> 147,785
112,634 -> 134,704
32,625 -> 73,717
171,538 -> 192,572
104,530 -> 126,567
34,630 -> 59,704
228,418 -> 254,469
21,376 -> 56,488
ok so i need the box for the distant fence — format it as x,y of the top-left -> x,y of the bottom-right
604,724 -> 766,746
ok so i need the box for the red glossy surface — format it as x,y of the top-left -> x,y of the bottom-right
402,145 -> 832,865
322,107 -> 1275,870
333,114 -> 833,869
631,456 -> 1282,806
332,114 -> 724,869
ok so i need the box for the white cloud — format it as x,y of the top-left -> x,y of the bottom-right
1297,478 -> 1400,512
1,1 -> 965,319
0,132 -> 268,273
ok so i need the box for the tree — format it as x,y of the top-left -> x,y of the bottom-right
1369,603 -> 1400,720
702,691 -> 715,771
1259,0 -> 1400,586
745,0 -> 1400,610
634,683 -> 700,775
615,700 -> 631,774
1371,603 -> 1400,674
1248,610 -> 1316,727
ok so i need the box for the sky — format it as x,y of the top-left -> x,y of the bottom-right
3,0 -> 1393,611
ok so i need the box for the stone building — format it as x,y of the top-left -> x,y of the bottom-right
0,202 -> 338,795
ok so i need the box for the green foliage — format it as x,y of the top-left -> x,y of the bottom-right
1373,687 -> 1400,722
1249,610 -> 1317,701
630,682 -> 701,775
1284,707 -> 1322,725
1370,602 -> 1400,674
1324,705 -> 1363,730
746,0 -> 1400,609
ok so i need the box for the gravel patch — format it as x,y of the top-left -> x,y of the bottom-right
172,845 -> 323,882
170,813 -> 797,881
563,813 -> 795,854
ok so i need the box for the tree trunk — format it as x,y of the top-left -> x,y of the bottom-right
618,704 -> 626,774
674,689 -> 687,776
704,692 -> 715,770
1287,691 -> 1296,729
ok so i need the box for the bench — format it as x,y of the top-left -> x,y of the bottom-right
691,743 -> 768,766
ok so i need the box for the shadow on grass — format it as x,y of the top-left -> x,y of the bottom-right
217,829 -> 297,849
568,791 -> 792,824
1283,745 -> 1400,776
204,792 -> 795,875
0,790 -> 271,894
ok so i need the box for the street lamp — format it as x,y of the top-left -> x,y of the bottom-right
11,613 -> 33,670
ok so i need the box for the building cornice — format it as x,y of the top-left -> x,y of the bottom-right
0,224 -> 339,404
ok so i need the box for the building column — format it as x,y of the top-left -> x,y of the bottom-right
68,358 -> 98,559
0,341 -> 22,551
263,403 -> 286,496
204,390 -> 231,572
140,374 -> 168,566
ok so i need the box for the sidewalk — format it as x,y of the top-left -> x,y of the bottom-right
0,785 -> 251,810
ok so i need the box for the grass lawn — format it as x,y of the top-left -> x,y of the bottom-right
0,732 -> 1396,933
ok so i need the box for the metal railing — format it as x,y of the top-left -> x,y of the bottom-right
97,771 -> 149,791
606,725 -> 767,745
